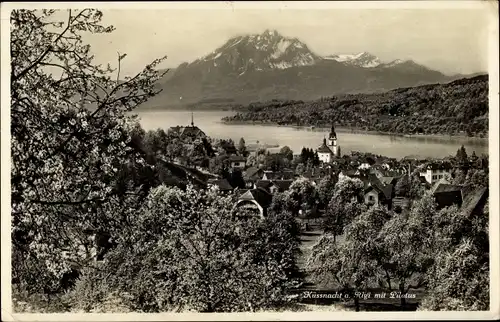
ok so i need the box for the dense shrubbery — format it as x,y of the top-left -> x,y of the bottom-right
223,76 -> 488,137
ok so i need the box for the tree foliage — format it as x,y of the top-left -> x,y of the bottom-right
322,176 -> 365,238
284,178 -> 319,216
316,173 -> 339,207
65,185 -> 302,312
11,9 -> 167,295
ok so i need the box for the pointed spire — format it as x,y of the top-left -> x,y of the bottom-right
329,122 -> 337,140
323,137 -> 327,145
191,112 -> 194,127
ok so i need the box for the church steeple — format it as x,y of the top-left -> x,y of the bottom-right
329,123 -> 337,140
191,112 -> 194,127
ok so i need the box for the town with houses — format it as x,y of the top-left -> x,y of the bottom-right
164,115 -> 488,222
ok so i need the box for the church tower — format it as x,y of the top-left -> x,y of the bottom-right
328,124 -> 340,157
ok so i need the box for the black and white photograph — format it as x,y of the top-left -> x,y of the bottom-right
1,1 -> 498,320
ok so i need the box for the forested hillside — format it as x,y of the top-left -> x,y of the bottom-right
223,75 -> 488,137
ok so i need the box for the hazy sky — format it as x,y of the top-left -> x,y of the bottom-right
80,4 -> 493,76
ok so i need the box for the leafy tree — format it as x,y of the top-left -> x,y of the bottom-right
478,153 -> 489,170
227,169 -> 245,189
142,129 -> 166,156
408,173 -> 426,201
316,173 -> 339,207
201,138 -> 215,157
452,168 -> 467,185
322,176 -> 365,241
394,175 -> 410,197
469,150 -> 479,166
209,154 -> 230,177
419,239 -> 489,311
264,153 -> 286,172
284,178 -> 319,216
375,194 -> 437,308
313,152 -> 320,166
11,9 -> 166,296
279,146 -> 294,161
455,145 -> 468,166
66,185 -> 302,312
306,207 -> 390,313
165,138 -> 185,162
238,137 -> 247,157
186,141 -> 208,167
295,163 -> 305,175
420,196 -> 489,311
464,169 -> 488,190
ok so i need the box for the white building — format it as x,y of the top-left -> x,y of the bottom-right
317,138 -> 334,163
419,163 -> 452,185
316,125 -> 341,163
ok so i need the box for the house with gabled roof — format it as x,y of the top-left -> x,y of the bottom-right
229,155 -> 247,169
168,113 -> 206,143
363,175 -> 393,209
207,178 -> 234,194
380,176 -> 399,186
235,187 -> 273,218
243,167 -> 265,188
432,183 -> 463,209
262,170 -> 295,181
255,180 -> 273,192
254,179 -> 293,194
244,167 -> 264,180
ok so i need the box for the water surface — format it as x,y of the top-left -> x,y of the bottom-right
134,110 -> 488,159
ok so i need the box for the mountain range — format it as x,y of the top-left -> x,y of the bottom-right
144,29 -> 483,108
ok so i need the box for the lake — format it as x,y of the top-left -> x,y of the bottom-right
134,110 -> 488,159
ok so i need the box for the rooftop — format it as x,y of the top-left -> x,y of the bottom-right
317,141 -> 334,154
244,167 -> 264,180
271,180 -> 294,191
461,187 -> 488,217
229,155 -> 247,162
238,187 -> 273,208
208,178 -> 234,191
433,183 -> 462,194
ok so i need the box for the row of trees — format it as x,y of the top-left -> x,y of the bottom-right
306,175 -> 489,311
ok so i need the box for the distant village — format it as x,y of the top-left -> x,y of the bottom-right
163,114 -> 489,221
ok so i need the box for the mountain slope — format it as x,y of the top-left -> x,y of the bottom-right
223,75 -> 489,137
146,30 -> 469,108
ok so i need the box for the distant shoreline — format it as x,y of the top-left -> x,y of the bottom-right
220,120 -> 489,142
132,108 -> 488,143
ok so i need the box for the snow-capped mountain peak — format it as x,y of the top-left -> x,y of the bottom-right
387,59 -> 403,66
192,30 -> 320,73
324,52 -> 383,68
